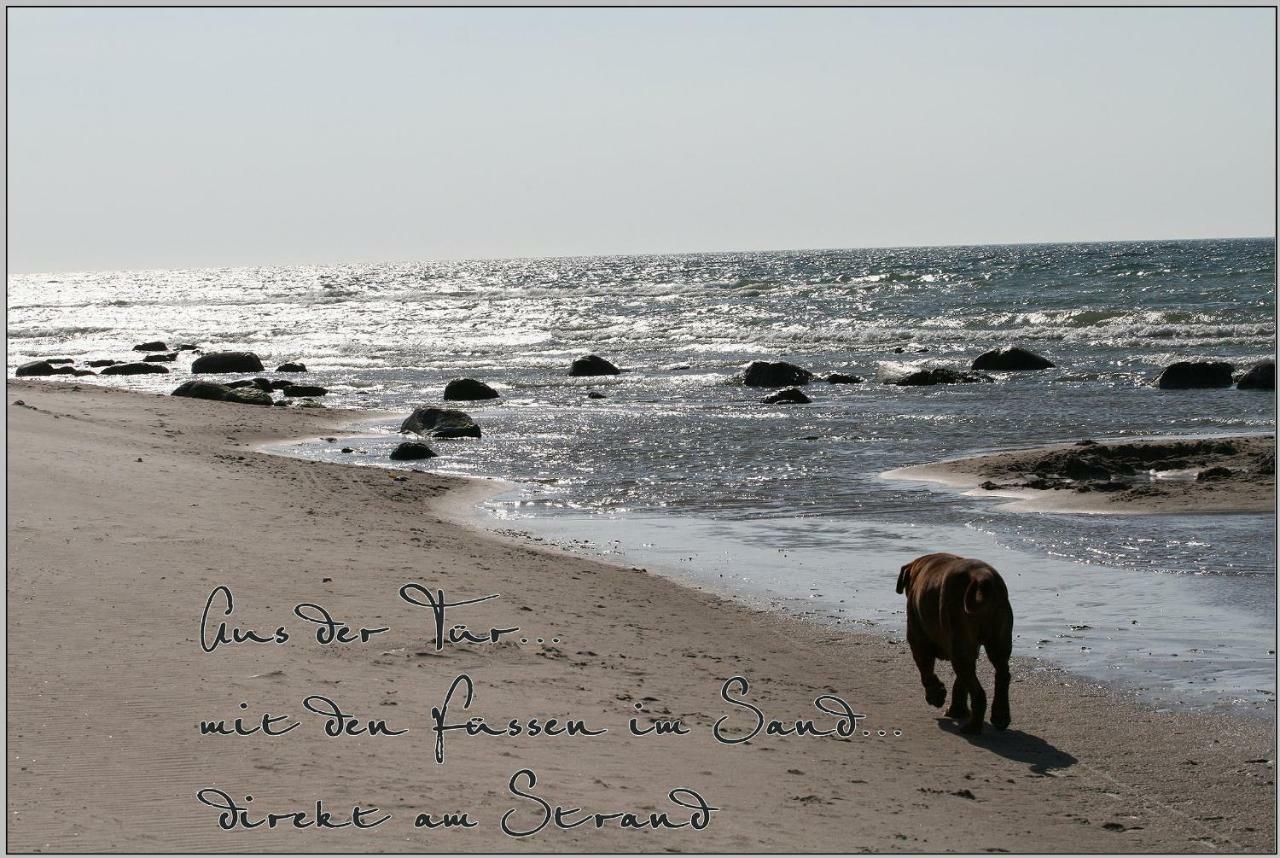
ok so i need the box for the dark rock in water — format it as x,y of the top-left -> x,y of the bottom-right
1105,439 -> 1236,464
1012,438 -> 1264,491
1023,476 -> 1069,491
1197,466 -> 1234,482
175,343 -> 198,351
664,363 -> 692,371
143,352 -> 178,362
390,441 -> 437,461
86,359 -> 121,367
48,365 -> 79,375
1236,360 -> 1275,391
282,384 -> 328,397
273,400 -> 290,407
172,380 -> 231,401
1024,450 -> 1116,484
15,360 -> 55,377
1155,360 -> 1234,389
443,378 -> 500,400
46,358 -> 74,365
741,360 -> 813,387
341,447 -> 354,454
72,369 -> 96,376
826,372 -> 864,384
400,406 -> 481,438
223,387 -> 273,406
276,361 -> 307,373
587,391 -> 607,399
1075,439 -> 1098,447
892,367 -> 992,386
101,362 -> 169,375
269,379 -> 294,390
227,378 -> 272,392
570,354 -> 621,376
893,347 -> 906,354
761,387 -> 811,405
1062,455 -> 1111,481
1031,451 -> 1112,481
972,346 -> 1055,371
132,340 -> 168,352
191,351 -> 265,373
1090,481 -> 1129,492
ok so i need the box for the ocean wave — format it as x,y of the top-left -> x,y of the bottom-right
8,324 -> 115,339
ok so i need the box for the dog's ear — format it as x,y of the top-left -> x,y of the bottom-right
896,562 -> 913,595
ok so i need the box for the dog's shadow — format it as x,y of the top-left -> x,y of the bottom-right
936,719 -> 1078,776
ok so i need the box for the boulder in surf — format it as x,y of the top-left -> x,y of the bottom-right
390,441 -> 437,461
101,362 -> 170,375
741,360 -> 812,387
1155,361 -> 1234,389
443,378 -> 500,400
761,387 -> 812,404
1236,360 -> 1275,391
400,407 -> 481,439
971,346 -> 1055,371
570,355 -> 621,377
191,351 -> 265,373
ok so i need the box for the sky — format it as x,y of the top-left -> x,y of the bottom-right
7,7 -> 1276,273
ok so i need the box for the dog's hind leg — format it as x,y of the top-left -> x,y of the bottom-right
987,641 -> 1012,730
944,675 -> 970,720
910,638 -> 947,708
952,658 -> 986,734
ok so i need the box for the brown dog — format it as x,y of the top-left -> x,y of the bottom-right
896,552 -> 1013,734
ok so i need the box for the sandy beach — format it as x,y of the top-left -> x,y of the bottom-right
886,435 -> 1276,515
5,379 -> 1275,853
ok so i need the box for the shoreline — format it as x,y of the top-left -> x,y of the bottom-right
884,433 -> 1275,515
459,499 -> 1277,720
6,380 -> 1276,852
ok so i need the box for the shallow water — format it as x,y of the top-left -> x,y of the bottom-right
11,237 -> 1277,710
474,504 -> 1277,714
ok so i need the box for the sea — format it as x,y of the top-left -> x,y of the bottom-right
8,238 -> 1277,714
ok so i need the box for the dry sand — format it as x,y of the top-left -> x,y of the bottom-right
6,380 -> 1276,853
886,435 -> 1275,515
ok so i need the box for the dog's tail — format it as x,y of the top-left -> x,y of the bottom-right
964,575 -> 1001,615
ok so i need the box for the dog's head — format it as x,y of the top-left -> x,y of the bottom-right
895,560 -> 915,595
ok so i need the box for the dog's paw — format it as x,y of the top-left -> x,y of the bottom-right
991,712 -> 1010,730
925,686 -> 946,708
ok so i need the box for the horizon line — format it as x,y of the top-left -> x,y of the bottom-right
8,232 -> 1276,279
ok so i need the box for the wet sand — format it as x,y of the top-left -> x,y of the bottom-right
6,380 -> 1276,852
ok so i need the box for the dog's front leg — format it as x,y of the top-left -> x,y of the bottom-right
945,675 -> 970,720
908,627 -> 946,708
